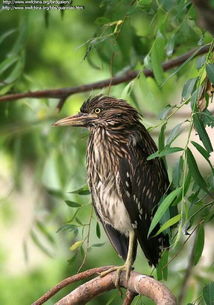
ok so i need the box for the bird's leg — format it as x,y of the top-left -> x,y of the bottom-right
99,231 -> 136,286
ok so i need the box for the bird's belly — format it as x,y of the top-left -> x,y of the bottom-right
92,181 -> 132,236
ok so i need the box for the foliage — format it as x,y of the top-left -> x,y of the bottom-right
0,1 -> 213,304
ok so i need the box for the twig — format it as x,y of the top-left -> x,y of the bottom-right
55,269 -> 177,305
31,266 -> 113,305
0,44 -> 211,111
122,290 -> 137,305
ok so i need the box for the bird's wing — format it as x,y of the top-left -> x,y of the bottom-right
119,134 -> 169,266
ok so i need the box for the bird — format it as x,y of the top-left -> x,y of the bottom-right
54,95 -> 169,282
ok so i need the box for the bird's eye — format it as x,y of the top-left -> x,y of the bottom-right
94,108 -> 101,114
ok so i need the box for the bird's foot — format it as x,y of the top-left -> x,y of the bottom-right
99,263 -> 133,287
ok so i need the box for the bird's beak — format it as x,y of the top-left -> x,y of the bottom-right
53,113 -> 96,127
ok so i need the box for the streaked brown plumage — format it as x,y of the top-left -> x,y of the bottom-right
54,95 -> 169,277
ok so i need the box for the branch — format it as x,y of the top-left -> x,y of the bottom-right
32,266 -> 177,305
56,270 -> 177,305
0,44 -> 211,111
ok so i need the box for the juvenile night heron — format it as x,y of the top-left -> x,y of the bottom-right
54,95 -> 169,281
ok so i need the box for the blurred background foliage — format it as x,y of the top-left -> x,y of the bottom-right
0,0 -> 213,304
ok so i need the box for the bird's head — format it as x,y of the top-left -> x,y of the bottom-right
54,95 -> 141,130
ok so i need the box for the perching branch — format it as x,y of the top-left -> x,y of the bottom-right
32,266 -> 177,305
0,44 -> 211,111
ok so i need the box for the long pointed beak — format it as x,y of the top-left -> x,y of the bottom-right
53,113 -> 96,127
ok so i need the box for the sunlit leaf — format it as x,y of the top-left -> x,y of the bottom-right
70,240 -> 84,251
155,214 -> 181,236
148,188 -> 182,236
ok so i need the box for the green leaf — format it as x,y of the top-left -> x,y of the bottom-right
156,250 -> 168,281
186,148 -> 209,193
203,282 -> 214,305
158,105 -> 172,120
91,242 -> 105,247
155,214 -> 181,236
193,225 -> 205,265
70,185 -> 90,195
206,64 -> 214,83
70,240 -> 84,251
36,221 -> 55,245
0,56 -> 18,75
193,113 -> 213,153
191,141 -> 210,160
0,29 -> 16,45
151,36 -> 165,85
166,123 -> 183,146
158,122 -> 166,151
172,156 -> 183,187
46,188 -> 64,199
147,146 -> 183,160
30,231 -> 53,258
148,188 -> 182,236
182,78 -> 198,100
65,200 -> 81,208
96,222 -> 101,239
56,224 -> 78,233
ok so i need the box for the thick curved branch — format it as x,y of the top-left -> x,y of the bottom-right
0,44 -> 211,111
32,266 -> 113,305
56,270 -> 176,305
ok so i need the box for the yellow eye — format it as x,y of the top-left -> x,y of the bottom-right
94,108 -> 101,114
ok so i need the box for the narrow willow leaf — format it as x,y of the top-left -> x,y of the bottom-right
65,200 -> 81,208
206,64 -> 214,83
36,221 -> 55,244
91,243 -> 105,247
47,188 -> 64,199
70,185 -> 90,195
158,122 -> 166,151
30,231 -> 53,258
56,224 -> 78,233
0,56 -> 18,75
155,214 -> 181,236
193,225 -> 205,265
70,240 -> 84,251
191,141 -> 213,170
96,222 -> 101,239
191,141 -> 210,159
193,113 -> 213,153
203,282 -> 214,305
148,188 -> 182,236
0,29 -> 16,45
156,250 -> 168,281
182,78 -> 198,99
147,146 -> 183,160
172,156 -> 183,187
186,148 -> 209,193
151,36 -> 165,85
166,123 -> 183,146
158,105 -> 172,120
